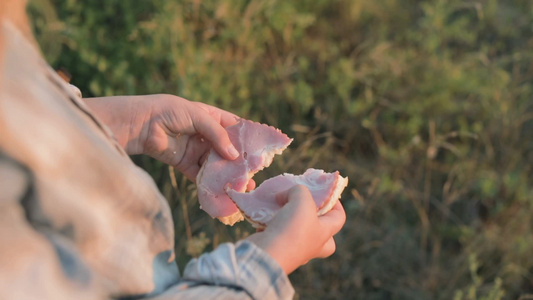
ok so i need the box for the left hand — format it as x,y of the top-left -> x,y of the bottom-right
85,94 -> 243,182
246,185 -> 346,274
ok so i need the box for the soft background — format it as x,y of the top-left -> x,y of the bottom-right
29,0 -> 533,299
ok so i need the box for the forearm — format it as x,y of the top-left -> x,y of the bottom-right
83,95 -> 154,155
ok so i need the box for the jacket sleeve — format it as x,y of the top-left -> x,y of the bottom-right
148,241 -> 295,300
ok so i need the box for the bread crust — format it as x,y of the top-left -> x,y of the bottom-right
232,171 -> 349,229
217,211 -> 244,226
317,173 -> 348,215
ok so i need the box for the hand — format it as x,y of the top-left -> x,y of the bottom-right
138,95 -> 242,181
85,94 -> 247,182
246,185 -> 346,274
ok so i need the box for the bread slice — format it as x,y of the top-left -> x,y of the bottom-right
226,169 -> 348,229
196,119 -> 292,225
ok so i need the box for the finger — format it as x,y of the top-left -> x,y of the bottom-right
246,179 -> 256,191
318,237 -> 337,258
275,189 -> 290,206
173,135 -> 210,182
195,102 -> 240,128
275,184 -> 312,207
198,151 -> 210,167
268,185 -> 315,233
318,201 -> 346,236
215,109 -> 240,128
191,112 -> 239,160
279,185 -> 317,217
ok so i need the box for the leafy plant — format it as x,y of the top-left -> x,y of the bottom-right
30,0 -> 533,299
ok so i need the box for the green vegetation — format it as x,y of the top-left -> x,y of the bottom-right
30,0 -> 533,299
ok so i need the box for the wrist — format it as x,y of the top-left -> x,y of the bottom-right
131,94 -> 179,156
246,231 -> 300,274
84,95 -> 151,155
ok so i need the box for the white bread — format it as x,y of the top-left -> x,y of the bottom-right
228,169 -> 349,230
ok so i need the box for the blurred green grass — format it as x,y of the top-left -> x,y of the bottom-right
30,0 -> 533,299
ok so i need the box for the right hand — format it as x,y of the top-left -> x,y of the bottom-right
246,185 -> 346,274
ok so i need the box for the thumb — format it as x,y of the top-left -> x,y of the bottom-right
191,113 -> 240,160
275,189 -> 291,206
274,185 -> 316,216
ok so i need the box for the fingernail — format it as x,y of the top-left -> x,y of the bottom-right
228,145 -> 239,159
